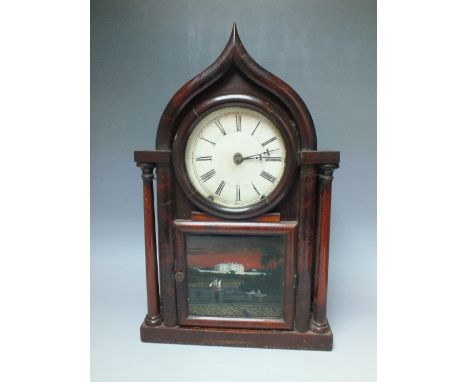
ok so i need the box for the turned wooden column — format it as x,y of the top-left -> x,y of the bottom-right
310,163 -> 338,333
137,162 -> 162,326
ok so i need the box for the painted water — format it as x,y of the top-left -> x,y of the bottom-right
187,268 -> 284,318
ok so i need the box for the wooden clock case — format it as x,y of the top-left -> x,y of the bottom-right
134,25 -> 340,351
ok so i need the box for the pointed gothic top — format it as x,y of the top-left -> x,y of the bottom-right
156,24 -> 317,150
215,22 -> 248,64
230,22 -> 240,45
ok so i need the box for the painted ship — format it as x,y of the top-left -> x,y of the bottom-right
209,279 -> 222,292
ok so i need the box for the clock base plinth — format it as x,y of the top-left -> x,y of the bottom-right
140,323 -> 333,351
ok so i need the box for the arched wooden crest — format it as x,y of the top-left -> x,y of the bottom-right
156,23 -> 317,151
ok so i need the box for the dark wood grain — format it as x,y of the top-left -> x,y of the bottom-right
137,163 -> 162,326
294,165 -> 317,332
310,164 -> 338,333
155,24 -> 317,151
191,211 -> 281,223
155,164 -> 177,327
141,324 -> 333,351
301,151 -> 340,165
134,150 -> 171,164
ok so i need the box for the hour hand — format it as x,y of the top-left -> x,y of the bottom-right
242,154 -> 262,161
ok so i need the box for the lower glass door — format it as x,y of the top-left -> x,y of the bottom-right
174,220 -> 296,330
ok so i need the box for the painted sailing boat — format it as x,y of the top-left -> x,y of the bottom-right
209,279 -> 222,292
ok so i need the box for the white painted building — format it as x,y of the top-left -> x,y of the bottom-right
213,262 -> 245,274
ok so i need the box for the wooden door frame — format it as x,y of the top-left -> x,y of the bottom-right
173,220 -> 297,330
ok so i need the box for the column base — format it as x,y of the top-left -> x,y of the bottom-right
310,317 -> 330,334
145,313 -> 163,326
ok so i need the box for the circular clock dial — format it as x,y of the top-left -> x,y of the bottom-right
185,107 -> 287,208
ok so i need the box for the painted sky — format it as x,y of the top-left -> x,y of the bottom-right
186,234 -> 284,270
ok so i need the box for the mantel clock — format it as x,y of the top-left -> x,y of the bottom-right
134,25 -> 340,351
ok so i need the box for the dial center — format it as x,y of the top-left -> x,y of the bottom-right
233,152 -> 243,165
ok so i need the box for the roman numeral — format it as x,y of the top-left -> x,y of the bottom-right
214,120 -> 226,135
260,171 -> 276,183
251,121 -> 260,135
201,169 -> 216,182
236,185 -> 241,201
261,137 -> 277,147
265,157 -> 282,162
200,137 -> 216,145
236,115 -> 241,132
195,156 -> 212,161
215,180 -> 226,196
251,182 -> 260,195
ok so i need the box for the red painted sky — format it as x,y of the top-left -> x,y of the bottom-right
185,234 -> 284,270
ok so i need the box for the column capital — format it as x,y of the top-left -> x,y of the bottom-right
137,162 -> 155,182
318,163 -> 339,177
318,163 -> 338,193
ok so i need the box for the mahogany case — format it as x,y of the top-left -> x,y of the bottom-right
134,24 -> 340,350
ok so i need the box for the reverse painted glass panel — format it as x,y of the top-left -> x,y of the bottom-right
186,234 -> 286,319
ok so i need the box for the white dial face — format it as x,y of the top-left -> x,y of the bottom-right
185,107 -> 287,208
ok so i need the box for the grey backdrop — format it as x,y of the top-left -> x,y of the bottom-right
91,0 -> 376,381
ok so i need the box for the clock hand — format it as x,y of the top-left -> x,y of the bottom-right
233,149 -> 280,165
242,148 -> 280,161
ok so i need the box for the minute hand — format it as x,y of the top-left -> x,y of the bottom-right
242,149 -> 280,161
